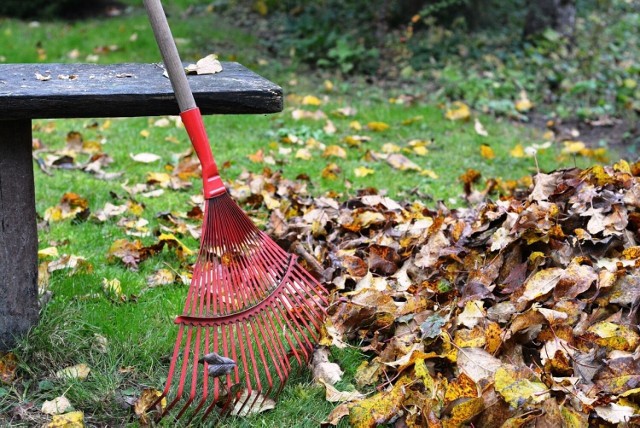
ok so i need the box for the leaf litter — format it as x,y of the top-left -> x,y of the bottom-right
241,160 -> 640,426
32,102 -> 640,425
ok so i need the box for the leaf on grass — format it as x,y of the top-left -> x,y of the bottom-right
44,193 -> 90,222
230,390 -> 276,416
562,140 -> 586,155
354,166 -> 375,177
38,247 -> 59,258
321,163 -> 341,180
367,121 -> 390,132
0,352 -> 18,384
146,269 -> 175,287
199,352 -> 236,378
302,95 -> 322,106
312,347 -> 343,385
510,144 -> 525,158
474,118 -> 489,136
323,145 -> 347,159
48,255 -> 91,275
133,388 -> 166,425
387,154 -> 421,171
445,101 -> 470,121
324,403 -> 350,426
130,152 -> 161,163
46,411 -> 84,428
42,396 -> 72,415
480,144 -> 495,159
515,90 -> 533,112
320,379 -> 365,403
102,278 -> 124,300
56,363 -> 91,380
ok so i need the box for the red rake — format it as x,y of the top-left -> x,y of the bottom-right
143,0 -> 328,423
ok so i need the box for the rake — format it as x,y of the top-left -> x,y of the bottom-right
143,0 -> 328,423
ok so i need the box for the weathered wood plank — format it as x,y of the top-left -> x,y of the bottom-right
0,62 -> 283,119
0,120 -> 39,350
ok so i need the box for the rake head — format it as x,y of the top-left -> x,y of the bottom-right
151,193 -> 328,424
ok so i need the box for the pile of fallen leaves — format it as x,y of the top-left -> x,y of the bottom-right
243,161 -> 640,426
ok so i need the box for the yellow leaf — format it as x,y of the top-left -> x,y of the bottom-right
323,80 -> 334,91
543,130 -> 555,140
419,169 -> 439,178
139,129 -> 150,138
349,376 -> 410,428
321,163 -> 341,180
349,121 -> 362,131
381,143 -> 401,153
344,135 -> 371,147
102,278 -> 123,300
444,373 -> 478,405
562,140 -> 586,154
134,388 -> 166,425
46,411 -> 84,428
444,101 -> 470,121
56,363 -> 91,380
158,233 -> 194,256
412,146 -> 429,156
146,172 -> 171,185
354,166 -> 375,177
367,121 -> 390,132
480,144 -> 495,159
561,405 -> 588,427
295,148 -> 312,160
510,144 -> 525,158
323,145 -> 347,159
302,95 -> 322,106
247,148 -> 265,163
515,90 -> 533,112
587,322 -> 640,351
38,247 -> 59,258
444,398 -> 484,428
414,358 -> 436,393
494,366 -> 549,408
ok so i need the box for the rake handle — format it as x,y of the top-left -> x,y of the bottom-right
143,0 -> 225,198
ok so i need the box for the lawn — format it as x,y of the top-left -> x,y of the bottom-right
0,1 -> 630,427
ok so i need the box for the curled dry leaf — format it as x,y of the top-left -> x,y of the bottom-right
134,388 -> 166,425
312,347 -> 343,385
185,54 -> 222,75
41,396 -> 72,415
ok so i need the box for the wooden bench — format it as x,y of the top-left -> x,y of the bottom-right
0,62 -> 283,350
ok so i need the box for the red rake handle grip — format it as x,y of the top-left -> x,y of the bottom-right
181,108 -> 226,198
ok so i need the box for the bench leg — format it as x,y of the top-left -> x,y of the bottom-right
0,120 -> 39,351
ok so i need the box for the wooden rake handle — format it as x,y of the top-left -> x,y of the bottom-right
143,0 -> 225,198
143,0 -> 195,112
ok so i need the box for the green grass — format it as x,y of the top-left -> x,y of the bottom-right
0,2 -> 618,427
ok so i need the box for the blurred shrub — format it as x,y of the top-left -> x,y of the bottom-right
0,0 -> 86,19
